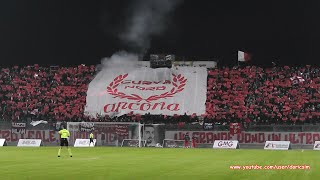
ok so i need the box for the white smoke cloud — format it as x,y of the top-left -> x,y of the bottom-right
95,51 -> 139,71
98,0 -> 182,71
119,0 -> 182,53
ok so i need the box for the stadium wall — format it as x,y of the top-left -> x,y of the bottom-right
1,122 -> 319,149
0,128 -> 319,149
165,131 -> 319,149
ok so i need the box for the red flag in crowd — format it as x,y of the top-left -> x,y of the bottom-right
238,51 -> 251,62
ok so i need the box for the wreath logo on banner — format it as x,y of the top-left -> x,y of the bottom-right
106,73 -> 187,102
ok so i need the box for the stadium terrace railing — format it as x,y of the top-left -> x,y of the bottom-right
0,120 -> 59,146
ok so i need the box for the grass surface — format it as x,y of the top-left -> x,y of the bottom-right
0,147 -> 319,180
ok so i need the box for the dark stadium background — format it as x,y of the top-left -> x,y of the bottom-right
0,0 -> 319,66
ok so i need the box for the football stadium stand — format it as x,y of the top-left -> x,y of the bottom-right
0,65 -> 319,124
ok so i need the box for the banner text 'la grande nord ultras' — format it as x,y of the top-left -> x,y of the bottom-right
166,131 -> 320,145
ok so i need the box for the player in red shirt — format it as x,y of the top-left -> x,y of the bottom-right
192,134 -> 197,148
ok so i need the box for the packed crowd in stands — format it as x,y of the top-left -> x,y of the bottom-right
0,64 -> 319,125
206,66 -> 320,125
0,64 -> 95,122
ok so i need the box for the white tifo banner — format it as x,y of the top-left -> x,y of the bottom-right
264,141 -> 291,150
74,139 -> 96,147
213,140 -> 239,149
85,67 -> 207,117
313,141 -> 320,150
17,139 -> 42,147
0,139 -> 7,146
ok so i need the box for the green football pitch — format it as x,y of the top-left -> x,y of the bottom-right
0,147 -> 319,180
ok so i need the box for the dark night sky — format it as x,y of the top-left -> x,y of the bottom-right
0,0 -> 320,66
